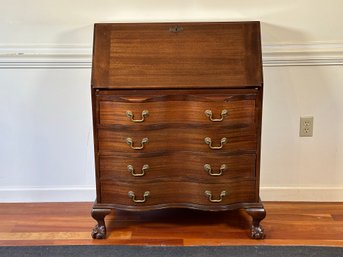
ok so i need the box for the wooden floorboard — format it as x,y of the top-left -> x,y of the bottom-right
0,202 -> 342,246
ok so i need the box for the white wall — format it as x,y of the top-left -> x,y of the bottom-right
0,69 -> 95,201
1,0 -> 343,202
262,66 -> 343,201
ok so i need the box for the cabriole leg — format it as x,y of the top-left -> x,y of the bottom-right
91,208 -> 111,239
245,206 -> 266,239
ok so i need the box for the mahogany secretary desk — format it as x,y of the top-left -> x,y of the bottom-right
90,22 -> 266,239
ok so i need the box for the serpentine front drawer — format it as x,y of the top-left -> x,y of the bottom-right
97,90 -> 258,128
99,180 -> 257,210
98,153 -> 256,182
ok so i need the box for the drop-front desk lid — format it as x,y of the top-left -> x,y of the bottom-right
91,22 -> 263,89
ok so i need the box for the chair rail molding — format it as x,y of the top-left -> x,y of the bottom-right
1,42 -> 343,68
0,44 -> 92,68
263,42 -> 343,66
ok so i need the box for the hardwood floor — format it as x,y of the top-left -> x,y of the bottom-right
0,202 -> 342,246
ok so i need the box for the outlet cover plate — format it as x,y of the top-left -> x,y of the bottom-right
300,116 -> 314,137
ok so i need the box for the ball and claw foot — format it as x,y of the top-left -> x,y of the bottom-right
251,224 -> 265,239
91,224 -> 106,239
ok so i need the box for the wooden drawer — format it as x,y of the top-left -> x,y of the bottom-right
100,180 -> 257,207
98,127 -> 257,154
97,92 -> 257,128
99,153 -> 256,181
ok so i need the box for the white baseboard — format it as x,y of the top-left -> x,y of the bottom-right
0,42 -> 343,68
261,186 -> 343,202
1,186 -> 342,203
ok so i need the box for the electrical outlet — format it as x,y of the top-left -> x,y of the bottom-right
299,117 -> 314,137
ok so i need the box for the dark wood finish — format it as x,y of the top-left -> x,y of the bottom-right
246,206 -> 266,239
99,180 -> 256,208
99,153 -> 256,181
92,22 -> 263,89
1,202 -> 343,246
91,208 -> 111,239
91,22 -> 265,239
98,127 -> 257,153
98,92 -> 257,127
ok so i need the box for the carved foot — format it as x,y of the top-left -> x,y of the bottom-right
91,208 -> 111,239
91,224 -> 107,239
245,206 -> 266,240
251,223 -> 265,239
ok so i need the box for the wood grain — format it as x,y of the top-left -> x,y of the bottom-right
91,22 -> 262,89
99,180 -> 256,209
97,127 -> 257,154
90,22 -> 265,239
1,202 -> 343,246
98,93 -> 257,127
99,152 -> 256,182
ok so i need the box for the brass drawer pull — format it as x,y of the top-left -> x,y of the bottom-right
127,164 -> 149,177
205,109 -> 228,122
126,137 -> 149,150
204,137 -> 228,150
128,191 -> 150,203
204,164 -> 227,176
126,110 -> 149,123
204,190 -> 227,203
